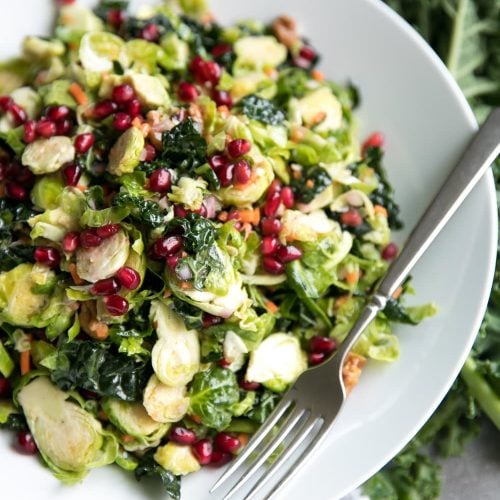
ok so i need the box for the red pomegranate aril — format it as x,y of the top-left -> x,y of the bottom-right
261,217 -> 281,236
141,23 -> 160,42
264,190 -> 281,217
214,433 -> 241,454
209,450 -> 232,467
362,132 -> 384,155
211,90 -> 233,108
202,313 -> 223,328
381,242 -> 398,260
218,163 -> 234,187
261,236 -> 279,256
280,186 -> 295,209
47,105 -> 70,122
233,159 -> 252,185
104,295 -> 129,316
299,45 -> 317,62
9,104 -> 27,125
79,229 -> 103,248
0,377 -> 11,398
0,96 -> 13,112
36,119 -> 57,138
17,432 -> 37,455
74,132 -> 95,154
62,232 -> 79,253
63,163 -> 82,186
126,99 -> 141,117
173,205 -> 188,218
211,43 -> 232,58
166,255 -> 179,270
34,247 -> 60,268
309,352 -> 325,366
227,138 -> 251,159
276,245 -> 302,263
113,112 -> 132,131
239,379 -> 261,391
192,439 -> 213,465
93,100 -> 118,120
23,120 -> 37,143
204,61 -> 221,85
91,277 -> 120,296
340,208 -> 363,227
152,235 -> 183,258
149,168 -> 171,193
112,84 -> 135,104
96,224 -> 120,239
263,256 -> 285,275
143,144 -> 156,162
208,154 -> 228,173
190,57 -> 221,85
194,203 -> 207,217
15,166 -> 34,185
56,118 -> 72,135
170,426 -> 197,445
177,82 -> 199,103
116,266 -> 141,290
107,8 -> 126,28
310,335 -> 336,355
6,182 -> 27,201
268,179 -> 282,195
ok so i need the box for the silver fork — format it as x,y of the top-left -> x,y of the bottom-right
211,108 -> 500,500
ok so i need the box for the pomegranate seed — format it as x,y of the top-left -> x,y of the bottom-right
227,139 -> 251,159
56,118 -> 72,135
268,179 -> 282,195
23,121 -> 37,143
79,229 -> 102,248
62,163 -> 82,186
309,352 -> 325,365
194,203 -> 207,217
218,358 -> 231,368
0,96 -> 13,112
211,90 -> 233,108
190,57 -> 221,86
280,186 -> 295,209
141,23 -> 160,42
107,9 -> 126,28
116,266 -> 141,290
310,336 -> 336,354
261,218 -> 281,235
125,99 -> 141,117
0,377 -> 11,398
209,450 -> 232,467
261,236 -> 279,256
233,159 -> 252,185
299,45 -> 317,62
9,104 -> 27,125
57,0 -> 76,4
239,379 -> 261,391
47,105 -> 70,122
211,43 -> 232,58
152,235 -> 183,259
74,132 -> 95,154
177,82 -> 199,103
362,132 -> 385,155
227,210 -> 240,221
15,166 -> 34,185
91,277 -> 120,296
214,433 -> 241,454
340,208 -> 363,227
276,245 -> 302,263
264,191 -> 281,217
34,247 -> 60,268
263,256 -> 285,274
218,163 -> 234,187
113,112 -> 132,131
192,439 -> 213,465
170,426 -> 197,445
202,313 -> 223,328
208,154 -> 228,173
166,255 -> 179,269
93,100 -> 118,120
17,432 -> 37,455
104,295 -> 129,316
143,144 -> 156,162
381,242 -> 398,260
95,224 -> 120,239
149,169 -> 171,193
36,119 -> 57,138
173,205 -> 188,218
62,232 -> 79,253
6,182 -> 27,201
80,389 -> 99,399
112,84 -> 135,104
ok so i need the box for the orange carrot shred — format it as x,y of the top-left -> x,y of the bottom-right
69,263 -> 84,285
237,433 -> 250,447
345,270 -> 360,285
311,69 -> 325,81
264,300 -> 279,314
20,336 -> 32,376
69,82 -> 88,106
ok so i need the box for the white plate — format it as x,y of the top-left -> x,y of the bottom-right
0,1 -> 496,499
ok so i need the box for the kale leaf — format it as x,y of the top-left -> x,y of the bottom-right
0,413 -> 28,432
180,16 -> 224,57
112,192 -> 166,228
167,213 -> 216,254
275,68 -> 310,106
50,341 -> 151,402
171,296 -> 204,330
239,95 -> 286,126
290,165 -> 332,203
382,298 -> 418,325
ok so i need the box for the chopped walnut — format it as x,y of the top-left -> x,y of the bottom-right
342,352 -> 366,394
79,301 -> 109,340
272,15 -> 299,48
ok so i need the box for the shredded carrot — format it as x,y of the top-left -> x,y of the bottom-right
217,105 -> 231,118
20,336 -> 32,375
345,270 -> 360,285
88,321 -> 109,340
264,300 -> 279,314
237,207 -> 261,225
335,294 -> 350,308
218,211 -> 229,222
311,111 -> 327,125
131,116 -> 144,128
191,415 -> 202,424
68,82 -> 88,106
75,184 -> 88,192
374,204 -> 388,218
237,433 -> 250,447
305,179 -> 315,189
180,281 -> 191,289
98,410 -> 109,421
290,127 -> 305,143
311,69 -> 325,81
69,263 -> 84,285
392,286 -> 403,300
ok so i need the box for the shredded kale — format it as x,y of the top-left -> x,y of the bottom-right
290,165 -> 332,203
171,296 -> 204,330
179,16 -> 224,56
112,192 -> 166,228
167,213 -> 216,254
93,1 -> 130,21
275,68 -> 310,105
0,413 -> 28,432
239,94 -> 286,126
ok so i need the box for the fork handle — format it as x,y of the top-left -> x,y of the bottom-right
334,108 -> 500,367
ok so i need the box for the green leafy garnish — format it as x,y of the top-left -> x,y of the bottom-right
239,94 -> 286,125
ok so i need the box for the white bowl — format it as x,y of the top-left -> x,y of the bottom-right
0,1 -> 496,499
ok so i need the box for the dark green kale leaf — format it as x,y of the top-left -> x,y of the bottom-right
179,16 -> 224,57
50,341 -> 151,402
290,165 -> 332,203
112,192 -> 166,228
239,95 -> 286,126
122,14 -> 173,40
247,390 -> 280,424
135,450 -> 181,500
382,298 -> 418,325
275,68 -> 310,106
167,213 -> 216,254
0,413 -> 28,432
171,296 -> 204,330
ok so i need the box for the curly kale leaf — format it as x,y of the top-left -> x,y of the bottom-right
290,165 -> 332,204
167,213 -> 216,254
112,192 -> 165,228
239,94 -> 286,125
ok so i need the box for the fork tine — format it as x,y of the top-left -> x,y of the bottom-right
210,396 -> 294,492
222,408 -> 308,500
243,416 -> 325,500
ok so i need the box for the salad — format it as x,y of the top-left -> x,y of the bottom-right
0,0 -> 436,497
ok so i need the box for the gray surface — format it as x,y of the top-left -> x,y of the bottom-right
441,419 -> 500,500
